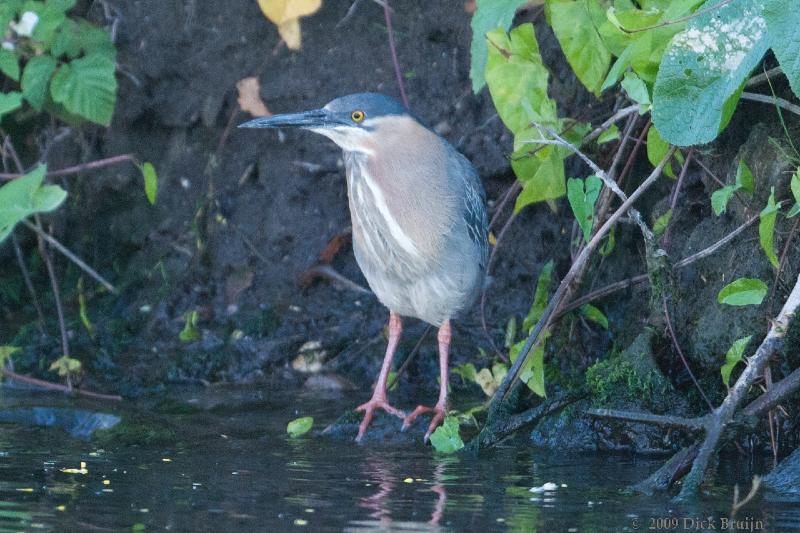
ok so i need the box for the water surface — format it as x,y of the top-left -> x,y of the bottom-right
0,387 -> 797,532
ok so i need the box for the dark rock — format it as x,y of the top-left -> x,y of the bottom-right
0,408 -> 120,439
764,447 -> 800,497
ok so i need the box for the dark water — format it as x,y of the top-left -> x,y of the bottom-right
0,387 -> 798,532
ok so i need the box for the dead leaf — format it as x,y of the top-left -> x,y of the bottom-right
464,1 -> 476,14
236,78 -> 271,118
256,0 -> 322,50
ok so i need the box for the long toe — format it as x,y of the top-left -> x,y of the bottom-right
424,408 -> 446,443
402,405 -> 432,431
354,398 -> 405,442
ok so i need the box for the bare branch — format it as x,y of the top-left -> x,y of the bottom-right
23,220 -> 118,294
585,408 -> 707,431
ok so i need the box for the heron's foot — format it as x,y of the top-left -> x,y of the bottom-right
402,403 -> 446,442
355,396 -> 405,442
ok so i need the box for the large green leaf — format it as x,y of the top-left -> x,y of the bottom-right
545,0 -> 611,96
429,416 -> 465,453
21,54 -> 57,109
763,0 -> 800,99
652,0 -> 770,146
758,187 -> 780,268
0,165 -> 66,244
485,24 -> 556,134
0,91 -> 23,118
485,23 -> 566,210
50,53 -> 117,126
469,0 -> 529,92
717,277 -> 768,306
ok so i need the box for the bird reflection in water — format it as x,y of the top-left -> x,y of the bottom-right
356,450 -> 450,529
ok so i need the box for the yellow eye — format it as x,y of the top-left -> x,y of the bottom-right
351,110 -> 365,123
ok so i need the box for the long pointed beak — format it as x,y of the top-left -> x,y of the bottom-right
238,109 -> 340,130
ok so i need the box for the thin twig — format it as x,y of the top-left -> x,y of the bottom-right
22,220 -> 118,294
663,295 -> 714,410
559,213 -> 760,316
0,154 -> 138,181
1,368 -> 122,401
387,325 -> 431,390
11,232 -> 46,332
583,105 -> 639,144
663,150 -> 694,247
740,92 -> 800,117
586,408 -> 707,431
382,0 -> 408,108
35,220 -> 70,370
746,67 -> 782,88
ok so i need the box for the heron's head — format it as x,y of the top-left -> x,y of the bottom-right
238,93 -> 412,154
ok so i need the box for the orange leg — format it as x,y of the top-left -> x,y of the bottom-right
355,312 -> 405,442
402,320 -> 451,442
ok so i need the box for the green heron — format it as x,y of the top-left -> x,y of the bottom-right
240,93 -> 488,442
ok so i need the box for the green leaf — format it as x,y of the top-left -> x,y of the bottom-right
524,260 -> 554,332
178,310 -> 200,342
429,416 -> 464,453
21,54 -> 57,109
787,169 -> 800,217
513,144 -> 567,211
763,0 -> 800,100
607,4 -> 662,32
50,53 -> 117,126
23,1 -> 68,46
567,174 -> 602,242
717,278 -> 768,306
759,187 -> 780,268
0,164 -> 66,244
0,50 -> 20,81
735,159 -> 754,193
711,185 -> 736,216
545,0 -> 611,96
652,0 -> 770,146
141,162 -> 157,205
620,70 -> 651,111
485,24 -> 556,135
451,362 -> 478,384
521,341 -> 546,397
512,329 -> 550,398
0,91 -> 23,118
599,225 -> 616,256
720,335 -> 752,387
49,355 -> 81,377
580,303 -> 608,329
51,18 -> 82,59
469,0 -> 529,92
0,346 -> 20,371
286,416 -> 313,437
597,124 -> 619,144
653,208 -> 672,238
504,316 -> 517,348
646,127 -> 676,178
